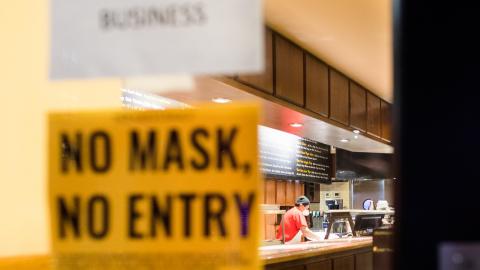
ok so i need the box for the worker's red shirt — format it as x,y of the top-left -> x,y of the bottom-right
276,207 -> 308,242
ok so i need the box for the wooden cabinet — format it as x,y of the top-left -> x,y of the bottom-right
237,28 -> 273,94
349,82 -> 367,132
305,260 -> 332,270
294,181 -> 304,199
275,34 -> 304,106
264,244 -> 371,270
306,260 -> 332,270
231,27 -> 393,146
381,100 -> 392,141
355,252 -> 373,270
306,54 -> 329,116
329,70 -> 350,125
286,181 -> 296,205
264,180 -> 278,240
265,214 -> 277,240
265,180 -> 276,204
281,266 -> 305,270
276,181 -> 286,205
333,256 -> 354,270
367,92 -> 381,137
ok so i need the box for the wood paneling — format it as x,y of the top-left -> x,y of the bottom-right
295,182 -> 304,199
333,256 -> 354,270
275,34 -> 304,106
306,54 -> 329,116
306,260 -> 332,270
314,183 -> 321,202
237,28 -> 273,94
265,180 -> 276,204
281,266 -> 305,270
349,82 -> 367,131
355,252 -> 373,270
286,181 -> 296,205
381,100 -> 392,141
329,70 -> 350,125
276,181 -> 286,205
231,27 -> 393,147
367,92 -> 381,137
265,215 -> 277,240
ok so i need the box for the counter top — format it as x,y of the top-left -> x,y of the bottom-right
325,209 -> 394,215
259,237 -> 372,265
0,238 -> 372,268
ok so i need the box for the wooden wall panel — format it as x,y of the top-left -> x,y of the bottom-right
306,54 -> 329,116
265,216 -> 277,240
329,70 -> 350,125
286,181 -> 296,205
281,266 -> 305,270
333,256 -> 354,270
355,252 -> 373,270
265,180 -> 276,204
381,100 -> 392,141
314,183 -> 321,202
231,27 -> 393,147
275,34 -> 304,106
282,265 -> 305,270
237,28 -> 273,94
306,260 -> 332,270
294,182 -> 305,199
367,92 -> 381,137
349,82 -> 367,131
276,181 -> 286,205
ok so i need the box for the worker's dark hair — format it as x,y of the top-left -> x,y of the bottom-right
295,203 -> 310,207
294,195 -> 310,206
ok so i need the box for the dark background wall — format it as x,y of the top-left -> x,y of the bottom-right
394,1 -> 480,269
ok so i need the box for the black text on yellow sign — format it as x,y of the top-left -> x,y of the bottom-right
49,105 -> 260,269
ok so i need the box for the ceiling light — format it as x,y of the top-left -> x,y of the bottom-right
289,122 -> 303,128
212,97 -> 231,104
353,130 -> 360,134
340,139 -> 350,143
354,135 -> 359,139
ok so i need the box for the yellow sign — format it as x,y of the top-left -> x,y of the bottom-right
48,104 -> 260,270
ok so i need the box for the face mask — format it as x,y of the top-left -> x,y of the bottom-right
302,209 -> 310,216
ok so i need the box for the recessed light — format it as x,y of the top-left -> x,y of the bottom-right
353,130 -> 360,134
354,135 -> 359,139
289,122 -> 303,128
340,139 -> 350,143
212,97 -> 231,104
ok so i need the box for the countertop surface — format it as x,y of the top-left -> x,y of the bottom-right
325,209 -> 394,215
259,237 -> 372,265
0,238 -> 373,268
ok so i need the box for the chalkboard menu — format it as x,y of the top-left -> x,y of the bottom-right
259,126 -> 332,183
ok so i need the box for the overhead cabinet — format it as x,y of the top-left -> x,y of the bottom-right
367,92 -> 381,137
306,54 -> 329,117
275,34 -> 304,106
381,100 -> 392,142
349,82 -> 367,132
231,27 -> 392,146
237,28 -> 274,94
329,70 -> 350,126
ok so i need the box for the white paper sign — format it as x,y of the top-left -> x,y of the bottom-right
50,0 -> 263,79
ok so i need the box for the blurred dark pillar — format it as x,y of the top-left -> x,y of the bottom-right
394,0 -> 480,270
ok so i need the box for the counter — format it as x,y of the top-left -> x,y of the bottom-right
260,237 -> 373,270
0,238 -> 373,270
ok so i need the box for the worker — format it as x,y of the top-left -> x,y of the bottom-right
276,195 -> 322,243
